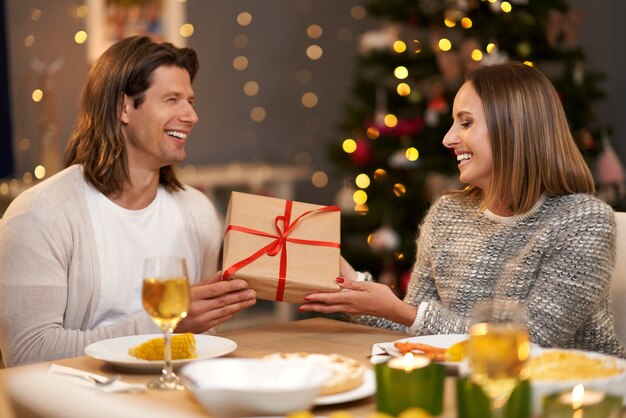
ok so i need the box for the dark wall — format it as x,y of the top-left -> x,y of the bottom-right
0,0 -> 14,178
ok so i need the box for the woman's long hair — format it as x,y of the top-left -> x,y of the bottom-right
456,61 -> 594,214
64,36 -> 199,196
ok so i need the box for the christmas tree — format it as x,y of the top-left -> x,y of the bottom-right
330,0 -> 622,295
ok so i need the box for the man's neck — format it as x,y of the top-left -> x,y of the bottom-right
109,168 -> 160,210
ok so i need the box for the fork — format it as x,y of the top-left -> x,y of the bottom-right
55,370 -> 121,387
84,374 -> 121,387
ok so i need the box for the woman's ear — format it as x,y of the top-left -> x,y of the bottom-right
120,94 -> 132,124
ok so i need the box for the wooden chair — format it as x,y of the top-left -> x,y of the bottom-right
611,212 -> 626,344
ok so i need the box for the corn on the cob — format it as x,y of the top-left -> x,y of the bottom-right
128,333 -> 197,360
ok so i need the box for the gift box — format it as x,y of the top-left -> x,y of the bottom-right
221,192 -> 341,304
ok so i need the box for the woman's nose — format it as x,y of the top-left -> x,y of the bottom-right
442,126 -> 458,148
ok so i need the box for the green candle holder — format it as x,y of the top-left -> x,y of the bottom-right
542,391 -> 623,418
455,376 -> 531,418
375,359 -> 446,416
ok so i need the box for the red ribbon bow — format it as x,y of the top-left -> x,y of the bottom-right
223,200 -> 340,301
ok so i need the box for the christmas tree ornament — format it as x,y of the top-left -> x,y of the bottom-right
349,138 -> 373,166
546,9 -> 583,48
358,24 -> 401,55
573,61 -> 584,85
482,47 -> 509,66
369,224 -> 401,253
388,149 -> 420,169
334,181 -> 358,212
596,135 -> 625,187
399,270 -> 412,295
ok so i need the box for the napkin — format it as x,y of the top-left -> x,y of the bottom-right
370,341 -> 396,364
48,364 -> 147,393
8,368 -> 199,418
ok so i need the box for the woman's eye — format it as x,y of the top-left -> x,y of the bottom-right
460,120 -> 472,128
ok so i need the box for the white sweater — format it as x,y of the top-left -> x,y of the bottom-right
0,165 -> 221,367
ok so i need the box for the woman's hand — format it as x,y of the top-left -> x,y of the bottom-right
299,276 -> 417,327
175,271 -> 256,333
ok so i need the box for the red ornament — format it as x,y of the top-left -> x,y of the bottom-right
349,138 -> 373,166
366,116 -> 425,137
399,270 -> 412,295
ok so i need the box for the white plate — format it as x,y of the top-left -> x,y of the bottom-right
313,369 -> 375,406
383,334 -> 468,361
85,334 -> 237,372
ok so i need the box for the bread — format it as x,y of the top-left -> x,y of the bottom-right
264,352 -> 366,395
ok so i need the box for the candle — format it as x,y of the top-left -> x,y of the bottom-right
558,384 -> 605,408
542,384 -> 623,418
375,354 -> 445,416
387,352 -> 432,372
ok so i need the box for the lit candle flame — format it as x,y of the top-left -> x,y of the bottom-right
571,383 -> 585,409
403,352 -> 415,372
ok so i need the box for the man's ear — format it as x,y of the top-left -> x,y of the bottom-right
120,94 -> 132,124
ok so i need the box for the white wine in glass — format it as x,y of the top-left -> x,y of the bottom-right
142,256 -> 190,390
469,301 -> 530,418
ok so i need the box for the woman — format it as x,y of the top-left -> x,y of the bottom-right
301,62 -> 625,357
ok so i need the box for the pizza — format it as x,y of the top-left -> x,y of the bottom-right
263,352 -> 366,395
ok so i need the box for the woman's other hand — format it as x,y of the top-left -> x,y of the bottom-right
299,276 -> 417,327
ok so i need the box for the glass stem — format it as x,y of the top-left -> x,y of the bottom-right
163,328 -> 174,384
491,398 -> 506,418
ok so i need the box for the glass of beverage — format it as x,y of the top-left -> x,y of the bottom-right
142,256 -> 191,390
468,300 -> 530,418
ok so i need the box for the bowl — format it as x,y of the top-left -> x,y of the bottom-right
181,357 -> 331,417
529,349 -> 626,415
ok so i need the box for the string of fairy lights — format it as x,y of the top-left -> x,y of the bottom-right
339,0 -> 530,215
1,1 -> 368,202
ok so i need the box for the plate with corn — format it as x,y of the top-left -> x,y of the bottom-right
85,333 -> 237,371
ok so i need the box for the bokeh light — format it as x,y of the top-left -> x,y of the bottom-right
74,31 -> 87,44
393,183 -> 406,197
311,171 -> 328,188
233,56 -> 248,70
353,190 -> 368,205
237,12 -> 252,26
301,92 -> 318,108
32,89 -> 43,102
342,138 -> 357,153
438,38 -> 452,51
34,165 -> 46,179
306,45 -> 323,60
393,40 -> 406,53
355,173 -> 371,189
180,23 -> 194,37
307,24 -> 323,39
397,82 -> 411,96
250,106 -> 266,122
243,81 -> 259,96
394,66 -> 408,79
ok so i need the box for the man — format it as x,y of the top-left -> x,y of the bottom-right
0,36 -> 256,367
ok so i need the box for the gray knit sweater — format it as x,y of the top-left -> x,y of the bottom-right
358,193 -> 625,358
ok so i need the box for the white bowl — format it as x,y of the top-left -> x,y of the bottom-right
530,349 -> 626,415
181,358 -> 331,417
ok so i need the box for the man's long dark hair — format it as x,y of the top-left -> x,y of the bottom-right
64,36 -> 199,195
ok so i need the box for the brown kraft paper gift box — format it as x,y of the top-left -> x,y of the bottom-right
221,191 -> 341,304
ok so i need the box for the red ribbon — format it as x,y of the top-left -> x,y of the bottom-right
222,200 -> 340,301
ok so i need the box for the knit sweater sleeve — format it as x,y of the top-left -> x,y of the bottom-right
353,199 -> 444,333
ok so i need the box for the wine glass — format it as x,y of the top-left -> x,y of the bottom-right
142,256 -> 191,390
468,300 -> 530,418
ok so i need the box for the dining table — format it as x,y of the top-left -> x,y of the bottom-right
0,317 -> 466,418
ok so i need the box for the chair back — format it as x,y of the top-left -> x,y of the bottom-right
611,212 -> 626,344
